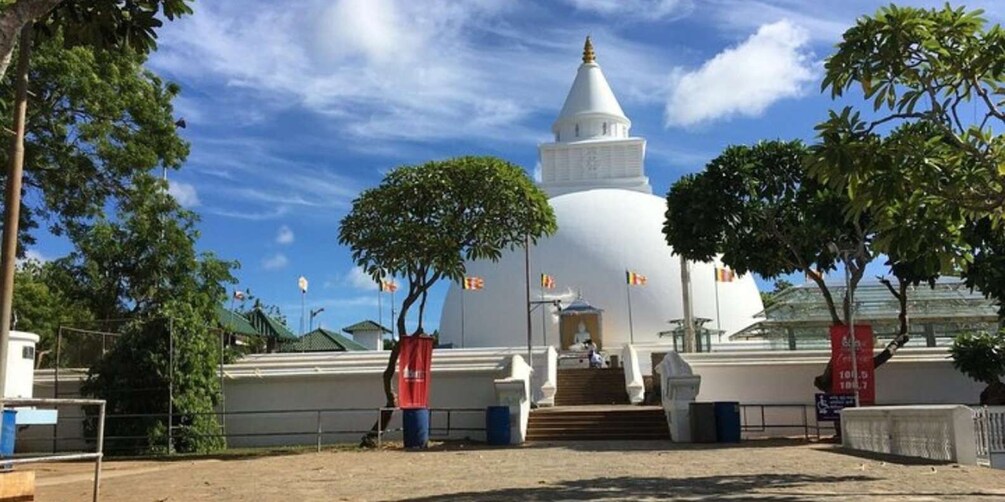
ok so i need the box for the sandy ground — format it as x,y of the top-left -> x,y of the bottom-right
30,440 -> 1005,501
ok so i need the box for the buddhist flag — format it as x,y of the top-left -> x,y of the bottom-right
233,290 -> 246,301
626,270 -> 647,286
297,275 -> 308,293
380,279 -> 398,293
715,267 -> 735,282
463,277 -> 485,290
541,273 -> 555,289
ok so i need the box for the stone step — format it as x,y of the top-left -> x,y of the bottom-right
526,407 -> 669,441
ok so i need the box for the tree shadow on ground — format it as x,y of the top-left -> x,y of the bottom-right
402,474 -> 879,501
815,445 -> 953,466
421,438 -> 816,453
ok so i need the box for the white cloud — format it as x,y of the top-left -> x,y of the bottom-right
276,225 -> 294,245
261,253 -> 289,270
346,266 -> 378,290
16,249 -> 48,266
149,1 -> 673,144
563,0 -> 693,21
168,180 -> 201,207
664,20 -> 815,127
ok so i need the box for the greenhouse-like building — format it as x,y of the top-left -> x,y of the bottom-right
731,278 -> 1000,351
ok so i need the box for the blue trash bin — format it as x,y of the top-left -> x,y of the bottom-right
485,406 -> 511,445
713,401 -> 741,443
0,410 -> 17,456
403,408 -> 430,449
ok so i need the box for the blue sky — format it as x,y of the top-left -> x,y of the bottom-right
29,0 -> 1005,334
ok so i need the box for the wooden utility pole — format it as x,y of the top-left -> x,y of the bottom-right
0,23 -> 33,396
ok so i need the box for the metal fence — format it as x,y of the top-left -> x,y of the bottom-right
18,406 -> 488,455
2,397 -> 106,502
739,403 -> 837,440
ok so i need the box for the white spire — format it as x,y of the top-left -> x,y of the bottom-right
538,37 -> 649,197
553,37 -> 629,140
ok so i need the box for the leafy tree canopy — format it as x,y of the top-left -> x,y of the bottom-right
813,4 -> 1005,260
0,30 -> 187,254
339,155 -> 556,444
340,155 -> 557,336
0,0 -> 193,82
664,140 -> 861,324
76,176 -> 237,454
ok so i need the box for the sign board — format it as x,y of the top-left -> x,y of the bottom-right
814,393 -> 855,422
829,324 -> 875,405
398,335 -> 434,409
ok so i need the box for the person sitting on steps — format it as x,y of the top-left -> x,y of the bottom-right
587,339 -> 603,368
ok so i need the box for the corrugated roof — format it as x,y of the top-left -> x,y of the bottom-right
246,308 -> 298,341
342,320 -> 391,335
215,306 -> 259,337
280,328 -> 369,352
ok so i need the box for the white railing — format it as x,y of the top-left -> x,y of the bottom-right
622,344 -> 645,404
974,405 -> 1005,469
842,405 -> 977,464
653,352 -> 701,442
537,346 -> 557,407
493,355 -> 532,444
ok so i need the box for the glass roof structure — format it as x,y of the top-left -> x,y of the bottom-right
730,278 -> 1001,350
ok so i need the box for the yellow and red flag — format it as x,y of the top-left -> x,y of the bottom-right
715,267 -> 735,282
462,277 -> 485,290
626,270 -> 647,286
541,273 -> 555,289
380,279 -> 398,292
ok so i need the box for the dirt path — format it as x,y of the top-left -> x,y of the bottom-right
33,440 -> 1005,501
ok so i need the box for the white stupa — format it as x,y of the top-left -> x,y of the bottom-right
438,38 -> 764,349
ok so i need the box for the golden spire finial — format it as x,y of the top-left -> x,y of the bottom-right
582,36 -> 595,63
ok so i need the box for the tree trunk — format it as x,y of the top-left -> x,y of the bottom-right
0,0 -> 62,81
359,286 -> 421,447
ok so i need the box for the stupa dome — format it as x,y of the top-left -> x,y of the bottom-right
437,189 -> 764,348
437,38 -> 764,349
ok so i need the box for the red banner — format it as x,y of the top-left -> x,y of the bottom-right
829,324 -> 875,405
398,335 -> 434,409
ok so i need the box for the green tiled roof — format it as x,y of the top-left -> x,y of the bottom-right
216,306 -> 259,337
280,328 -> 369,353
342,320 -> 391,335
246,308 -> 298,341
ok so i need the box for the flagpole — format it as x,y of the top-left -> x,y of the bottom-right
390,287 -> 396,342
460,287 -> 466,349
626,273 -> 635,345
714,269 -> 722,334
377,283 -> 383,341
541,289 -> 547,348
300,289 -> 305,336
524,234 -> 533,369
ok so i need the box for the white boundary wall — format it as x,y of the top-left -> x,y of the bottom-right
841,405 -> 977,464
23,345 -> 986,450
222,347 -> 555,448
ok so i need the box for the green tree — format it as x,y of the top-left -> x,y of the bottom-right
950,330 -> 1005,404
760,280 -> 792,310
664,141 -> 860,324
664,140 -> 935,391
813,4 -> 1005,273
0,1 -> 193,82
339,156 -> 557,445
0,30 -> 188,253
76,175 -> 237,454
10,258 -> 92,367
